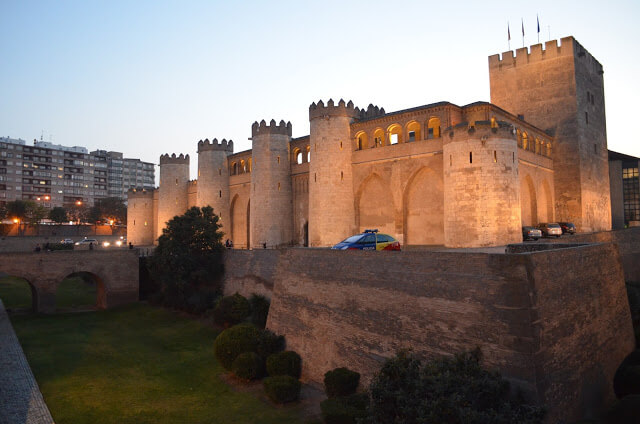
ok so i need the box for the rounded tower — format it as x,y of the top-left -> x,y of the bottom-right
157,153 -> 190,240
126,188 -> 155,246
308,99 -> 359,247
442,122 -> 521,247
250,119 -> 293,248
197,138 -> 233,225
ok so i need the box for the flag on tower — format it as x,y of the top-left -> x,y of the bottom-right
507,22 -> 511,50
521,18 -> 525,36
537,15 -> 540,43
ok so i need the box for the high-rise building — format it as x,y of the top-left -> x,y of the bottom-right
0,137 -> 154,209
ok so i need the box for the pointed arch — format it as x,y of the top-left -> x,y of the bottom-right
355,131 -> 369,150
538,179 -> 553,223
355,173 -> 395,234
403,167 -> 444,245
230,194 -> 248,249
520,174 -> 537,226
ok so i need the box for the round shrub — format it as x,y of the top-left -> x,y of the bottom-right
256,329 -> 285,360
249,294 -> 270,328
232,352 -> 264,381
320,393 -> 369,424
324,368 -> 360,398
263,375 -> 301,404
213,293 -> 251,326
266,351 -> 301,378
213,323 -> 262,370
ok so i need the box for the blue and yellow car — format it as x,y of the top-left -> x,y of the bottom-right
331,229 -> 401,251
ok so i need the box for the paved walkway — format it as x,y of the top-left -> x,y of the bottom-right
0,300 -> 54,424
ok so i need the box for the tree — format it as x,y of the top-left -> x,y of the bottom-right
6,200 -> 30,221
148,206 -> 225,309
6,200 -> 45,235
364,349 -> 545,424
91,197 -> 127,224
49,207 -> 68,224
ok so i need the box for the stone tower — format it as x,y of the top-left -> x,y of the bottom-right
126,188 -> 155,246
308,99 -> 358,246
250,120 -> 293,248
443,122 -> 521,247
489,36 -> 611,232
157,153 -> 189,240
197,138 -> 233,225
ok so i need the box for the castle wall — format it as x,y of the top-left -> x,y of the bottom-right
443,124 -> 522,247
252,243 -> 634,423
156,154 -> 190,240
519,151 -> 555,225
197,139 -> 232,226
187,180 -> 197,208
126,189 -> 155,246
489,37 -> 611,232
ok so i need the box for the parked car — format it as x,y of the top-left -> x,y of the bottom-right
331,229 -> 401,251
558,222 -> 576,235
537,223 -> 562,238
75,238 -> 98,246
60,238 -> 74,245
522,226 -> 542,241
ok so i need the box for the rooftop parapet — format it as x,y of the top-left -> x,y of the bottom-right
127,188 -> 156,198
159,153 -> 190,165
444,120 -> 516,142
309,98 -> 361,120
488,36 -> 603,74
251,119 -> 292,138
359,103 -> 386,120
197,138 -> 234,153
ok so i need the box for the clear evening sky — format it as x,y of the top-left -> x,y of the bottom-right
1,0 -> 638,180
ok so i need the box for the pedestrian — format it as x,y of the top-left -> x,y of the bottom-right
129,242 -> 133,250
34,243 -> 41,253
229,240 -> 233,249
225,239 -> 230,248
44,242 -> 50,252
89,242 -> 93,250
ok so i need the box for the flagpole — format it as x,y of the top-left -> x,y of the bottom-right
537,15 -> 540,44
521,18 -> 525,48
507,22 -> 511,50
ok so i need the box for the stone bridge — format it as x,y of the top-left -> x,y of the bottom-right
0,250 -> 139,313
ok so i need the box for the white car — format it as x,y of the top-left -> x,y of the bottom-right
75,238 -> 98,246
60,238 -> 74,245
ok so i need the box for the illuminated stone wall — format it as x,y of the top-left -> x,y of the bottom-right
126,188 -> 155,246
196,138 -> 232,227
156,154 -> 189,240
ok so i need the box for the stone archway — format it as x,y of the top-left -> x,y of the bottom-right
55,271 -> 106,311
520,174 -> 537,226
230,194 -> 248,249
403,167 -> 444,245
0,274 -> 37,312
356,173 -> 395,235
538,179 -> 553,223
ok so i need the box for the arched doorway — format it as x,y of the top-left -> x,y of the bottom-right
356,173 -> 395,235
538,179 -> 553,223
403,167 -> 444,245
0,273 -> 36,313
230,194 -> 247,249
56,272 -> 105,311
520,174 -> 537,225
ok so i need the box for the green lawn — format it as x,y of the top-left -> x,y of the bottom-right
10,305 -> 311,424
0,274 -> 99,311
0,275 -> 32,310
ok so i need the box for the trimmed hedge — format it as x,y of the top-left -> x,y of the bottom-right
320,393 -> 369,424
263,375 -> 301,404
232,352 -> 264,381
213,293 -> 251,326
266,351 -> 301,379
324,368 -> 360,398
213,323 -> 262,370
256,329 -> 285,360
249,294 -> 270,328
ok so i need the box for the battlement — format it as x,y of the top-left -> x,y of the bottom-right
127,188 -> 155,199
445,120 -> 516,142
488,36 -> 602,73
359,103 -> 386,120
309,98 -> 361,120
197,138 -> 234,153
251,119 -> 292,138
159,153 -> 190,165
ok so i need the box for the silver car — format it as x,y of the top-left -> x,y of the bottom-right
537,223 -> 562,238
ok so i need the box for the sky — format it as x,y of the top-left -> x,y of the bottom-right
1,0 -> 639,181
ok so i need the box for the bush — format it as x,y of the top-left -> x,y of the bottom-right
266,351 -> 301,378
47,243 -> 73,251
263,375 -> 301,404
324,368 -> 360,398
232,352 -> 264,381
604,394 -> 640,424
213,323 -> 262,370
186,289 -> 219,315
321,393 -> 369,424
614,350 -> 640,398
213,293 -> 251,327
256,329 -> 285,360
249,294 -> 270,328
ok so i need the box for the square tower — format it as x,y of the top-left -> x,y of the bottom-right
489,37 -> 611,231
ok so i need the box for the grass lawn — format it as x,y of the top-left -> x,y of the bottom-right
0,275 -> 32,310
10,304 -> 312,424
0,273 -> 99,311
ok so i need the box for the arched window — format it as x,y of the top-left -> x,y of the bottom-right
406,121 -> 421,142
535,139 -> 540,154
247,158 -> 252,172
522,132 -> 528,150
292,148 -> 302,164
306,145 -> 311,163
387,124 -> 402,145
240,160 -> 246,173
490,117 -> 498,128
546,142 -> 552,157
231,162 -> 237,175
427,117 -> 441,139
373,129 -> 385,147
355,132 -> 369,150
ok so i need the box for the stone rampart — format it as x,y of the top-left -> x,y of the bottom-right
222,249 -> 280,298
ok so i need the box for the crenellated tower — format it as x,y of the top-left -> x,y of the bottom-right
489,37 -> 610,232
308,99 -> 359,246
126,188 -> 155,246
443,122 -> 521,247
197,138 -> 233,225
157,153 -> 190,241
250,119 -> 293,248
